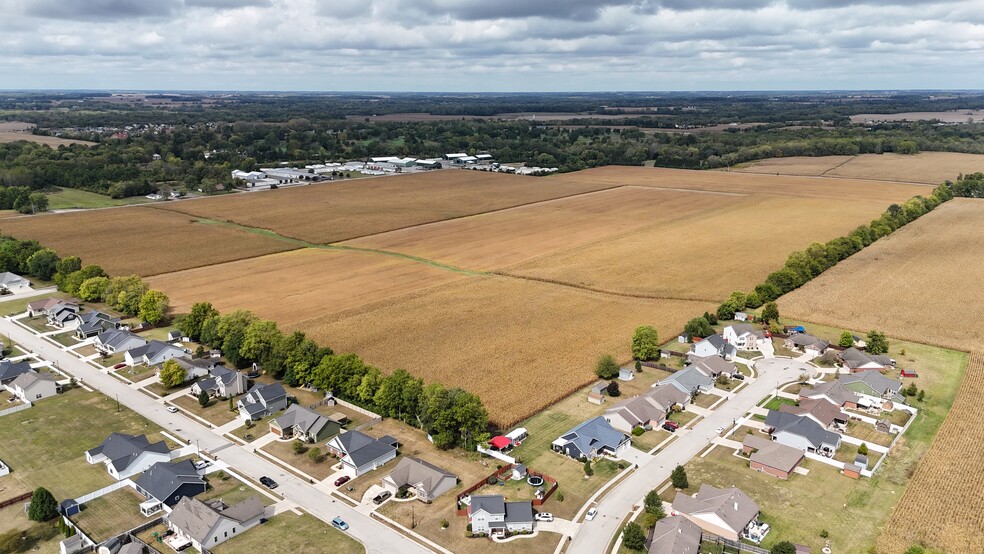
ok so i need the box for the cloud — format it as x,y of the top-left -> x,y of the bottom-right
23,0 -> 181,21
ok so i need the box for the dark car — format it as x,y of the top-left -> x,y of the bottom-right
113,363 -> 127,369
372,491 -> 392,505
732,372 -> 745,381
334,475 -> 351,487
259,476 -> 278,489
662,422 -> 678,432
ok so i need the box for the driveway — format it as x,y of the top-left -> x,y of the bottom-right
618,445 -> 653,467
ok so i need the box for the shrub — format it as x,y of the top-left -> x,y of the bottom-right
607,381 -> 621,397
622,522 -> 646,551
27,488 -> 57,522
632,426 -> 645,436
858,443 -> 869,456
635,360 -> 642,372
670,465 -> 688,489
820,529 -> 829,539
440,519 -> 449,529
556,491 -> 564,502
292,441 -> 307,454
771,541 -> 797,554
308,447 -> 322,463
583,460 -> 594,477
466,523 -> 472,532
917,389 -> 925,402
198,391 -> 210,408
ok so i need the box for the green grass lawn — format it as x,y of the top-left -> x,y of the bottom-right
46,187 -> 150,210
71,487 -> 151,542
21,315 -> 54,333
212,513 -> 364,554
114,364 -> 158,383
230,415 -> 274,442
669,410 -> 697,427
50,331 -> 81,347
760,396 -> 797,411
200,473 -> 272,507
0,291 -> 64,316
693,393 -> 719,409
261,439 -> 337,481
0,388 -> 168,500
171,394 -> 240,426
631,428 -> 672,452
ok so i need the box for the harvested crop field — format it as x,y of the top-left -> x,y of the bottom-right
732,152 -> 984,185
155,170 -> 618,244
878,351 -> 984,554
549,165 -> 930,202
343,186 -> 738,271
0,206 -> 296,276
0,121 -> 95,146
505,194 -> 900,301
147,248 -> 466,321
287,276 -> 715,427
780,199 -> 984,351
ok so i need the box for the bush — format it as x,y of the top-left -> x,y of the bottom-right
583,460 -> 594,477
440,519 -> 449,529
556,491 -> 564,502
198,390 -> 210,408
308,447 -> 322,463
466,523 -> 472,532
622,522 -> 646,551
596,355 -> 620,379
858,443 -> 869,456
635,360 -> 642,372
27,487 -> 57,522
607,381 -> 621,397
670,465 -> 688,489
292,441 -> 307,454
820,529 -> 829,539
917,389 -> 925,402
771,541 -> 797,554
632,426 -> 645,436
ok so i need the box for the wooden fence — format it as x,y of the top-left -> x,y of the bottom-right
0,491 -> 31,510
455,463 -> 559,514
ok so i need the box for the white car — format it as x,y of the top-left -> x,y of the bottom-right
166,406 -> 178,413
716,426 -> 724,434
193,459 -> 211,470
585,508 -> 598,521
534,512 -> 553,522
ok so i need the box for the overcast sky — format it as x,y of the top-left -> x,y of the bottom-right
1,0 -> 982,91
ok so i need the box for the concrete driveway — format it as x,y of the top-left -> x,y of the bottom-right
618,445 -> 653,467
753,357 -> 819,381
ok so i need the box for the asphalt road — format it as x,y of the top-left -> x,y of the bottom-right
0,317 -> 431,554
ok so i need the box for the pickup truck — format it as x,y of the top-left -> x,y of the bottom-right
900,369 -> 919,378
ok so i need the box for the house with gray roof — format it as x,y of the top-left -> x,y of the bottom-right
604,394 -> 667,434
648,384 -> 691,411
467,495 -> 534,535
190,364 -> 247,398
94,329 -> 147,355
47,302 -> 81,328
326,430 -> 399,476
0,272 -> 30,292
687,355 -> 738,379
551,416 -> 630,460
85,433 -> 171,480
661,366 -> 714,397
783,333 -> 830,357
270,404 -> 341,443
126,340 -> 187,367
0,360 -> 33,386
779,398 -> 846,429
75,311 -> 121,339
837,372 -> 905,408
765,410 -> 841,456
165,496 -> 265,551
690,334 -> 737,360
382,456 -> 458,503
723,324 -> 767,351
800,381 -> 860,410
648,515 -> 702,554
7,370 -> 57,403
237,382 -> 287,422
135,459 -> 206,508
838,347 -> 894,372
673,484 -> 765,542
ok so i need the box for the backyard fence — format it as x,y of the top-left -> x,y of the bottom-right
640,361 -> 680,373
0,491 -> 31,510
455,463 -> 559,514
353,416 -> 384,432
0,402 -> 31,418
61,515 -> 97,552
476,445 -> 515,464
72,478 -> 134,505
700,533 -> 771,554
308,395 -> 381,419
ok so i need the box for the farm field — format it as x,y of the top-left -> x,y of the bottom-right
46,187 -> 151,210
287,276 -> 714,426
780,199 -> 984,350
732,152 -> 984,184
849,109 -> 984,123
154,169 -> 619,243
147,248 -> 467,320
343,186 -> 736,271
503,195 -> 898,301
0,121 -> 95,146
0,206 -> 297,276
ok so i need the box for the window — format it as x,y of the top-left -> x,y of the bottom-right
224,532 -> 227,538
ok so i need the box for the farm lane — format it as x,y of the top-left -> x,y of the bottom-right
566,356 -> 807,554
0,316 -> 432,554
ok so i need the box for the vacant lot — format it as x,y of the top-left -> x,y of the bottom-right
505,195 -> 897,301
290,276 -> 713,426
213,513 -> 363,554
780,199 -> 984,351
344,186 -> 736,271
148,248 -> 466,321
732,152 -> 984,185
155,170 -> 618,244
0,206 -> 296,276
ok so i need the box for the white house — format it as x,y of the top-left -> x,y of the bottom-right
7,371 -> 57,403
0,272 -> 30,292
85,433 -> 171,480
126,340 -> 187,367
166,496 -> 265,551
690,334 -> 736,360
467,495 -> 534,536
673,485 -> 767,543
722,324 -> 767,351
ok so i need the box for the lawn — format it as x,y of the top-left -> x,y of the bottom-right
46,187 -> 150,210
0,291 -> 64,316
114,364 -> 158,383
200,472 -> 273,507
262,439 -> 338,481
21,315 -> 54,333
144,379 -> 194,398
0,388 -> 168,500
630,428 -> 672,453
760,396 -> 797,411
0,504 -> 61,554
71,487 -> 151,542
693,393 -> 719,409
212,513 -> 363,554
171,394 -> 240,426
311,402 -> 372,428
50,331 -> 81,347
845,420 -> 895,448
230,415 -> 275,442
833,443 -> 883,466
669,410 -> 698,427
74,344 -> 99,357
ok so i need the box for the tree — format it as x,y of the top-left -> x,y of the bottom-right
631,326 -> 660,361
179,302 -> 219,341
745,291 -> 763,309
596,354 -> 620,379
917,389 -> 925,402
55,256 -> 82,278
217,310 -> 258,367
644,489 -> 665,519
635,360 -> 642,372
228,396 -> 235,412
26,248 -> 59,280
240,320 -> 282,364
138,290 -> 170,325
839,331 -> 855,348
107,275 -> 148,315
308,447 -> 322,463
670,465 -> 688,489
857,443 -> 868,456
292,440 -> 306,454
621,522 -> 646,551
583,459 -> 593,476
60,264 -> 107,295
78,276 -> 111,302
761,302 -> 780,323
607,381 -> 621,397
866,330 -> 889,355
158,359 -> 187,388
198,390 -> 210,408
27,487 -> 57,522
683,316 -> 713,339
771,541 -> 797,554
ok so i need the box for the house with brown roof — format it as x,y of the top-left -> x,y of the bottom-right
165,496 -> 266,551
673,484 -> 768,543
800,382 -> 860,410
648,515 -> 702,554
742,435 -> 804,480
381,457 -> 458,503
604,395 -> 667,434
778,398 -> 847,429
688,355 -> 739,379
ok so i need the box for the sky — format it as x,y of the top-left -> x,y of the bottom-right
1,0 -> 982,91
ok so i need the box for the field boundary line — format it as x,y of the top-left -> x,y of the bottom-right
819,155 -> 859,177
491,271 -> 726,304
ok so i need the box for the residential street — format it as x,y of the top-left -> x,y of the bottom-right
0,316 -> 431,554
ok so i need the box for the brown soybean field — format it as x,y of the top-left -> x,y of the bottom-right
732,152 -> 984,185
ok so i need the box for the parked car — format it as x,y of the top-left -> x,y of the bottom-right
585,508 -> 598,521
715,426 -> 725,434
372,491 -> 392,505
331,517 -> 349,531
166,406 -> 178,413
534,512 -> 553,522
663,420 -> 680,430
193,459 -> 211,470
259,476 -> 278,489
113,363 -> 127,369
732,372 -> 745,381
334,475 -> 351,487
661,422 -> 677,432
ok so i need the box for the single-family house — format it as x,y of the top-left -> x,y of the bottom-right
648,384 -> 691,411
587,381 -> 608,404
0,272 -> 30,292
778,398 -> 847,429
165,496 -> 265,551
784,333 -> 830,357
190,365 -> 248,398
174,357 -> 224,381
800,381 -> 860,410
836,372 -> 905,408
764,410 -> 841,456
27,298 -> 78,318
94,329 -> 147,355
74,311 -> 121,339
838,347 -> 894,372
270,404 -> 341,443
126,340 -> 187,367
0,360 -> 33,385
648,515 -> 702,554
85,433 -> 171,480
551,416 -> 630,460
673,484 -> 766,543
7,370 -> 57,402
326,430 -> 399,476
46,302 -> 81,328
688,355 -> 738,379
237,382 -> 288,421
690,334 -> 736,360
135,459 -> 207,508
723,324 -> 766,351
467,495 -> 534,536
742,435 -> 804,480
381,457 -> 458,503
604,395 -> 667,433
661,366 -> 714,397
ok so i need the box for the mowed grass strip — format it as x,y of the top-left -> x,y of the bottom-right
288,276 -> 714,427
0,206 -> 297,277
154,170 -> 620,244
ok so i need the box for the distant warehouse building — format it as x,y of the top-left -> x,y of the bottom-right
391,157 -> 417,168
